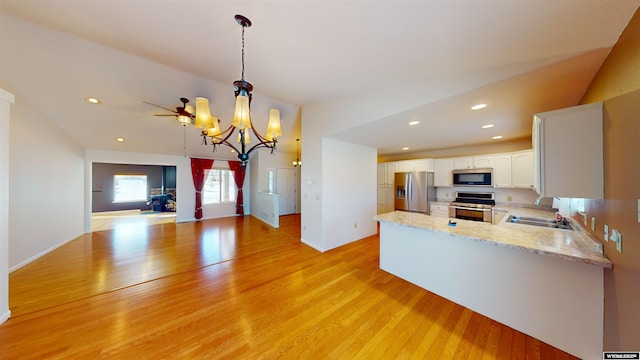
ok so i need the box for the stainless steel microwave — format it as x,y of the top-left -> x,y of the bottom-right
452,168 -> 493,187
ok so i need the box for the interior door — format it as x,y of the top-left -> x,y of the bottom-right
276,168 -> 297,215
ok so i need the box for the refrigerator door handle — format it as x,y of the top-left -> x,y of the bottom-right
407,173 -> 412,208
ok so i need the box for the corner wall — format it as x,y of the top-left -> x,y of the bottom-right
0,88 -> 15,324
579,7 -> 640,351
6,84 -> 85,271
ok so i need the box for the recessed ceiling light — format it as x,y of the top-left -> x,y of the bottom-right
409,121 -> 420,126
85,97 -> 101,104
402,147 -> 409,151
482,124 -> 495,129
492,135 -> 503,140
116,137 -> 125,142
471,103 -> 487,110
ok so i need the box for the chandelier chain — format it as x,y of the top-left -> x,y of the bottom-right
241,25 -> 245,81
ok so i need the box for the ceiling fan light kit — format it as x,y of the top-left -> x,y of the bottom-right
147,14 -> 282,166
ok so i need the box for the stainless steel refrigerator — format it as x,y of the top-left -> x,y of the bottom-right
394,171 -> 436,214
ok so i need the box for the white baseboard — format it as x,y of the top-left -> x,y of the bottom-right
0,309 -> 11,325
9,233 -> 81,273
250,213 -> 279,228
301,238 -> 324,253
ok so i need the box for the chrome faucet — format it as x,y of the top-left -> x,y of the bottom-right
533,196 -> 560,206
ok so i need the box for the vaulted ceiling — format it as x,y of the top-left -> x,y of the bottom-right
1,1 -> 638,160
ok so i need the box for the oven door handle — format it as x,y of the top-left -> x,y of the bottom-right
449,205 -> 492,212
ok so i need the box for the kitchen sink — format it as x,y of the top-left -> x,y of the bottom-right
506,215 -> 575,231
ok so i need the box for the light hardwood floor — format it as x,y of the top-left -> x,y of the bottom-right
91,210 -> 177,232
2,215 -> 577,359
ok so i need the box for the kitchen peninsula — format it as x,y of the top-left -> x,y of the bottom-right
375,210 -> 611,360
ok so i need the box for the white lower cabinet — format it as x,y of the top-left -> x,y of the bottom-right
429,203 -> 450,218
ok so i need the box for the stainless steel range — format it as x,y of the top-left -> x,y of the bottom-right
448,192 -> 495,222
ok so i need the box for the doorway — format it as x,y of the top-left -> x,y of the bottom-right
276,168 -> 297,215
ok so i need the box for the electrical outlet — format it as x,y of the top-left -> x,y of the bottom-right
354,222 -> 357,229
617,232 -> 622,252
591,217 -> 596,232
604,225 -> 608,242
507,195 -> 512,202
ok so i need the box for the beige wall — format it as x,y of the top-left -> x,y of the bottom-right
579,8 -> 640,351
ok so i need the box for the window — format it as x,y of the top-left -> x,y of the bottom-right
268,169 -> 275,194
202,169 -> 236,204
113,174 -> 147,202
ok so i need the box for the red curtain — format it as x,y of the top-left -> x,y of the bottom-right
228,161 -> 246,216
190,158 -> 214,219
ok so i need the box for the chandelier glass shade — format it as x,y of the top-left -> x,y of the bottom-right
192,14 -> 282,166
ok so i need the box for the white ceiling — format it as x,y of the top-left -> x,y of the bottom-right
1,1 -> 638,159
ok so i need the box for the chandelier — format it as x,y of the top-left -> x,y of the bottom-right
193,14 -> 282,166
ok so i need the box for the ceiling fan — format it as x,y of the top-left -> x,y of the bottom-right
144,97 -> 195,126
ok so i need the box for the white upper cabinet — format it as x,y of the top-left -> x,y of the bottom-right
377,164 -> 387,186
377,162 -> 397,186
434,158 -> 454,187
397,159 -> 434,173
511,150 -> 534,189
452,155 -> 495,170
377,162 -> 398,214
472,155 -> 496,169
533,102 -> 603,198
493,154 -> 512,188
452,157 -> 473,170
381,149 -> 533,190
492,151 -> 533,188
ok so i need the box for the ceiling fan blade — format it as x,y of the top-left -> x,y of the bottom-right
154,114 -> 178,117
143,101 -> 179,114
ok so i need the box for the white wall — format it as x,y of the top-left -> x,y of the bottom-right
321,138 -> 377,250
300,107 -> 380,252
8,85 -> 85,271
0,87 -> 15,324
249,150 -> 300,224
299,73 -> 498,252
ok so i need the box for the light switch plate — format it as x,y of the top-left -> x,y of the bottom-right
611,229 -> 622,252
604,225 -> 608,242
591,217 -> 596,231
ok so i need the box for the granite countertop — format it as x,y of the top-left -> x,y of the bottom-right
374,209 -> 612,268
